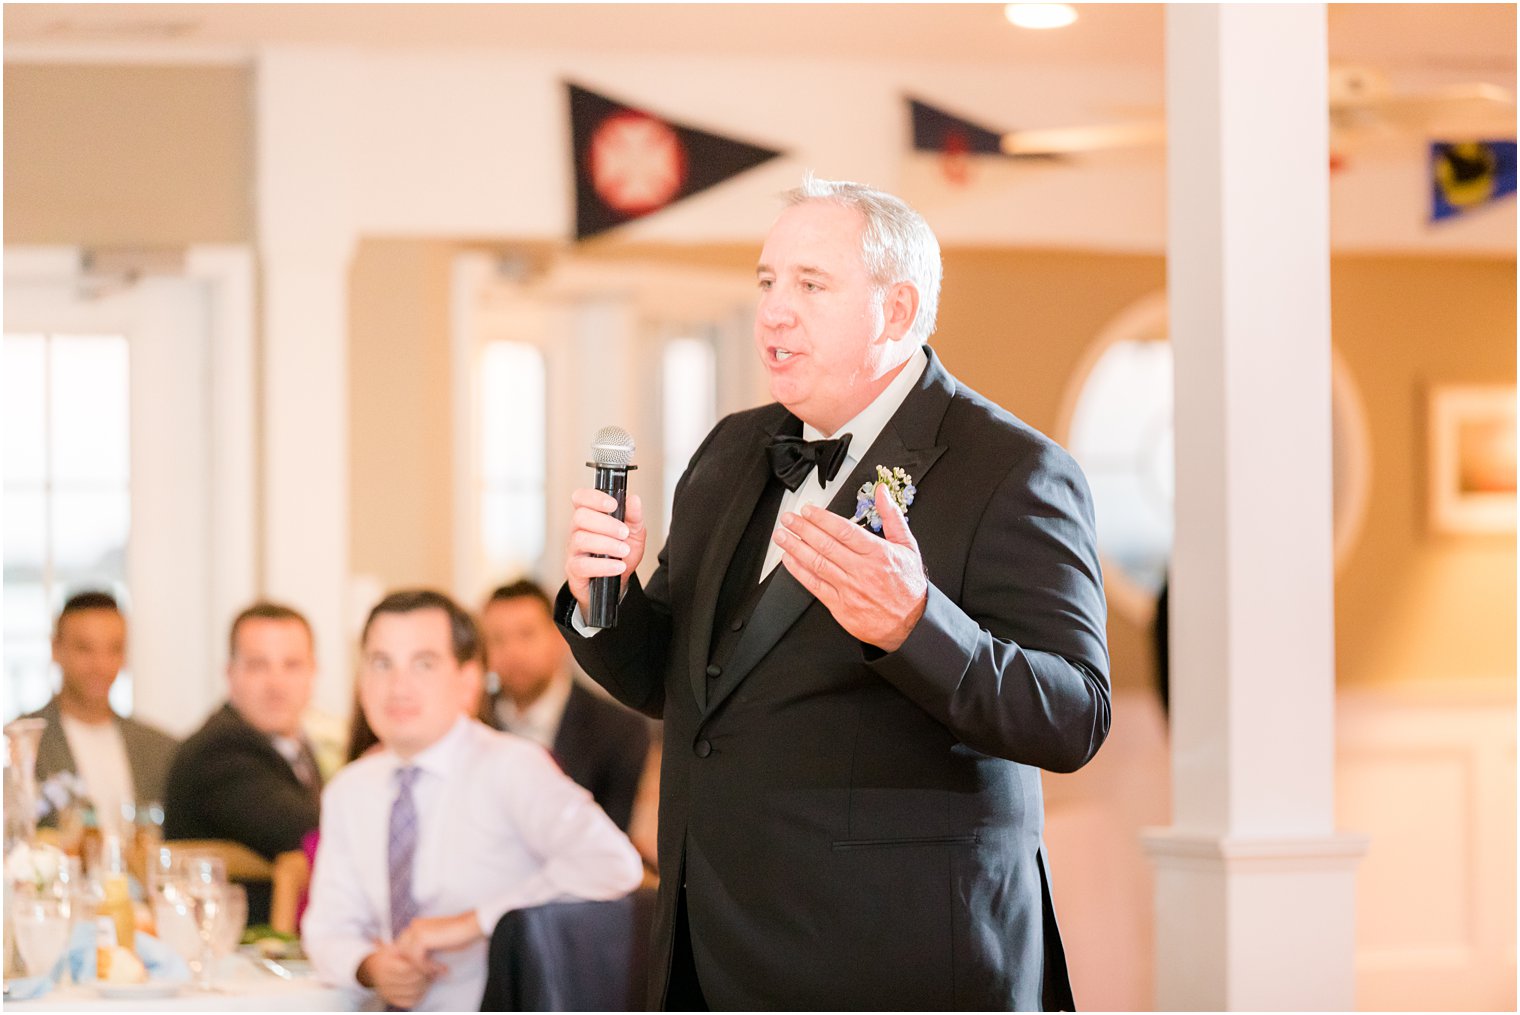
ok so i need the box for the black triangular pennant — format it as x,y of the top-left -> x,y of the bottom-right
568,82 -> 783,241
908,97 -> 1007,157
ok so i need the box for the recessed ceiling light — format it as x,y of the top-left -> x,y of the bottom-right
1004,4 -> 1078,30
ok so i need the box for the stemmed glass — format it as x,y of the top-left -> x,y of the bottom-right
148,850 -> 198,974
178,855 -> 226,992
212,884 -> 248,966
11,887 -> 71,983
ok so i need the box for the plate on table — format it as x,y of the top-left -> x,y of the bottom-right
93,979 -> 185,1000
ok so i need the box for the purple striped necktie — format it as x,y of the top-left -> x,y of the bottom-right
388,766 -> 421,939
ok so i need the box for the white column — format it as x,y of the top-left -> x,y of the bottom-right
256,49 -> 360,721
185,245 -> 259,672
1145,6 -> 1366,1010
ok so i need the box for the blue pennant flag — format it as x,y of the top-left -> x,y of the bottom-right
1431,140 -> 1517,222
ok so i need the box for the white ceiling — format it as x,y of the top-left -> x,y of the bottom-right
3,3 -> 1514,78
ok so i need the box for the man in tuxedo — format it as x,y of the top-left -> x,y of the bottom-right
557,176 -> 1110,1010
165,601 -> 323,923
480,580 -> 652,832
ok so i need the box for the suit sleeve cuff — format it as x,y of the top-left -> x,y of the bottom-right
866,583 -> 978,704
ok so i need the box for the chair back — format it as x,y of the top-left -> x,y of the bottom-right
480,886 -> 657,1012
163,838 -> 271,881
268,849 -> 310,935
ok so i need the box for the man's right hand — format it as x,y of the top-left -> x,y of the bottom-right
357,944 -> 442,1010
565,488 -> 646,616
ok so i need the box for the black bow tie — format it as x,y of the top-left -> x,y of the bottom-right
766,433 -> 853,492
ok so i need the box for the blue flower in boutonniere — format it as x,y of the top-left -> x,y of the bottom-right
852,465 -> 916,534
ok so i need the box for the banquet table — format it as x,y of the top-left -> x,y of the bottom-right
6,953 -> 350,1012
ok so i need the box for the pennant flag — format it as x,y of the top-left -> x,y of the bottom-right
907,97 -> 1055,188
1431,140 -> 1517,222
568,83 -> 783,241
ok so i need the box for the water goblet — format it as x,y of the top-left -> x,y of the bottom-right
12,889 -> 71,983
177,855 -> 226,992
212,883 -> 248,969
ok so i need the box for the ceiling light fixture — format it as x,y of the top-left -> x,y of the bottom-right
1004,4 -> 1078,30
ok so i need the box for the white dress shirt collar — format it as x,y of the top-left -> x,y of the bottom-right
759,346 -> 928,581
800,345 -> 929,478
493,669 -> 572,750
381,713 -> 471,782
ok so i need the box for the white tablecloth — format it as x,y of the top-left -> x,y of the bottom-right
8,954 -> 349,1012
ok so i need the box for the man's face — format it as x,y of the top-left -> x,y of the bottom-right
755,201 -> 901,435
359,608 -> 479,759
227,618 -> 315,738
481,597 -> 566,705
53,609 -> 126,711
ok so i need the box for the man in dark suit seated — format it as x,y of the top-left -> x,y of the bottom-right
479,580 -> 651,832
164,601 -> 323,924
26,591 -> 178,832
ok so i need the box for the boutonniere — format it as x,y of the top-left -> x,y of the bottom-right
852,465 -> 916,534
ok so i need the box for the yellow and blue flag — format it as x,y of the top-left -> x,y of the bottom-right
1431,140 -> 1517,222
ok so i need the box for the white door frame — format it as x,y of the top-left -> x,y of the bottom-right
3,245 -> 257,735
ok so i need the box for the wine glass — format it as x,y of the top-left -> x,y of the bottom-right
150,880 -> 201,975
12,889 -> 71,982
178,855 -> 226,992
213,884 -> 248,964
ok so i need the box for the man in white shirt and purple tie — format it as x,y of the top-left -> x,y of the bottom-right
302,589 -> 642,1011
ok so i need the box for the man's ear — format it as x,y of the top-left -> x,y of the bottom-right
880,281 -> 920,342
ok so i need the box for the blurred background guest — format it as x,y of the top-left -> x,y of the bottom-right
480,580 -> 651,833
164,601 -> 322,923
26,590 -> 177,833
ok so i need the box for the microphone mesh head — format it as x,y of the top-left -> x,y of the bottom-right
591,425 -> 636,467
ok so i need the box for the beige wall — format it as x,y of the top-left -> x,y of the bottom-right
352,242 -> 1515,699
348,239 -> 457,591
1332,256 -> 1517,686
3,64 -> 252,245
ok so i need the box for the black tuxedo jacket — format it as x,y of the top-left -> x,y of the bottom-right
558,348 -> 1110,1010
163,703 -> 322,922
551,681 -> 651,832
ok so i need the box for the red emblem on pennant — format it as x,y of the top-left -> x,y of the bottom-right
588,112 -> 688,215
940,128 -> 972,187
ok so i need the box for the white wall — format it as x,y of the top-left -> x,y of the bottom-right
294,48 -> 1513,254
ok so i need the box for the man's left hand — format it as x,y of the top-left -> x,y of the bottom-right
394,912 -> 482,968
774,482 -> 927,652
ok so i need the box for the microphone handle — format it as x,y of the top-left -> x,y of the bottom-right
588,464 -> 630,628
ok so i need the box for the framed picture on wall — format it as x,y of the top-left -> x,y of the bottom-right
1428,384 -> 1517,534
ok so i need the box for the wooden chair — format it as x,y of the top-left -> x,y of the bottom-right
268,848 -> 310,936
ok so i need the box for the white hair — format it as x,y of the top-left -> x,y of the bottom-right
782,172 -> 943,344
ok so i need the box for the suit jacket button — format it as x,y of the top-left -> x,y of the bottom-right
694,739 -> 712,758
730,619 -> 744,632
706,664 -> 722,678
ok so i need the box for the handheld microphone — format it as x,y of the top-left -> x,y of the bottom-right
587,425 -> 637,629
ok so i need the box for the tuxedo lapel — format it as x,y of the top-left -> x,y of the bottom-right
686,409 -> 798,712
702,348 -> 955,718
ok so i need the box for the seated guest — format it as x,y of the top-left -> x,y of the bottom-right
27,591 -> 177,831
303,589 -> 641,1012
164,601 -> 322,923
480,580 -> 651,831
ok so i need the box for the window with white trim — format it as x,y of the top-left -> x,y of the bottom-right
3,332 -> 133,721
478,340 -> 547,581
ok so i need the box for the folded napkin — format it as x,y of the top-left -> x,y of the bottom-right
7,921 -> 192,1001
4,972 -> 54,1002
67,922 -> 193,984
